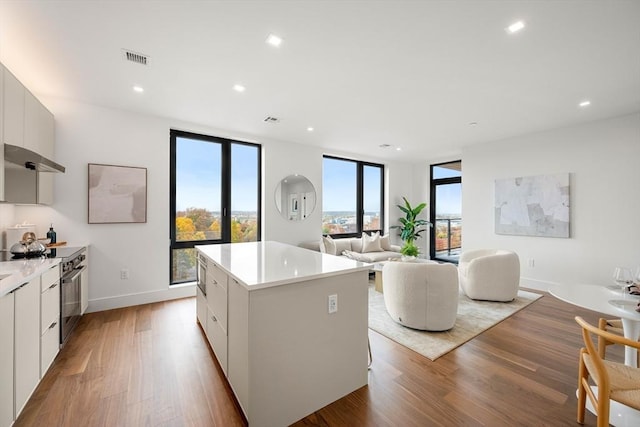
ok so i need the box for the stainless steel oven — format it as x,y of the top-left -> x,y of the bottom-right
59,247 -> 87,346
197,253 -> 207,295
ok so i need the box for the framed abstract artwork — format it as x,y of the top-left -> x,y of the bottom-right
494,173 -> 570,238
88,163 -> 147,224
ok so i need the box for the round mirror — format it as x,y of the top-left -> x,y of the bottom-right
275,175 -> 316,221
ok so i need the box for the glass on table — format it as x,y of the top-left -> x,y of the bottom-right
612,267 -> 634,293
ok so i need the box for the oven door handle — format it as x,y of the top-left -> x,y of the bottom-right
63,265 -> 87,284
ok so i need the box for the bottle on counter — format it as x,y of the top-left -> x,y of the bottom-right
47,224 -> 57,244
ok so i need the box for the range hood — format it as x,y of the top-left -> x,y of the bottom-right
4,143 -> 65,173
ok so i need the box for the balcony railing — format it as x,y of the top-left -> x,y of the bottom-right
434,218 -> 461,261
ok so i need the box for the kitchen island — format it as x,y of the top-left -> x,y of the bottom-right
195,241 -> 370,427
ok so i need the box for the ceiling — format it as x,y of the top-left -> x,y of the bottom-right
1,1 -> 638,163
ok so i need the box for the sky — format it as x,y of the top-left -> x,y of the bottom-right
175,137 -> 258,212
176,138 -> 460,216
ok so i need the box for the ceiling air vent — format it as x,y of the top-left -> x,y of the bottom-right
122,49 -> 150,66
263,116 -> 280,123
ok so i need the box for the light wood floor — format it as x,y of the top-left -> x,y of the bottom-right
16,291 -> 616,426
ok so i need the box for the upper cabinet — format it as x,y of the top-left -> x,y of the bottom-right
24,89 -> 54,158
0,64 -> 4,202
2,67 -> 25,148
1,62 -> 57,205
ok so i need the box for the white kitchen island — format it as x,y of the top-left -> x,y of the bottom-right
195,241 -> 371,427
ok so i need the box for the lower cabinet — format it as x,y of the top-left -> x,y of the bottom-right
0,263 -> 61,427
196,286 -> 207,329
40,265 -> 60,375
0,292 -> 15,427
14,277 -> 40,419
205,262 -> 228,375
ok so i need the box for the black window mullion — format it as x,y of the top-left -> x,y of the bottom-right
221,142 -> 231,243
356,162 -> 364,234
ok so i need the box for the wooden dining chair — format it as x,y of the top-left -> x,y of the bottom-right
575,316 -> 640,426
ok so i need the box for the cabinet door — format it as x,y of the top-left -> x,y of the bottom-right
196,286 -> 207,328
24,90 -> 40,154
14,277 -> 41,418
0,292 -> 15,427
0,65 -> 4,202
2,66 -> 25,147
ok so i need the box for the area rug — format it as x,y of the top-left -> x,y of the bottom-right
368,285 -> 543,361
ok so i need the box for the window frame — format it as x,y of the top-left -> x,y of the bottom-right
429,160 -> 461,263
169,129 -> 262,284
322,155 -> 385,238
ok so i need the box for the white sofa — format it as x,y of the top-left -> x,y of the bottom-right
458,249 -> 520,302
382,261 -> 458,331
298,234 -> 403,263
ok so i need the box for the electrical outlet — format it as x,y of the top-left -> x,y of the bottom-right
328,294 -> 338,314
120,269 -> 129,280
528,258 -> 535,268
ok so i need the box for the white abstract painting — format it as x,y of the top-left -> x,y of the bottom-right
88,164 -> 147,223
494,173 -> 570,238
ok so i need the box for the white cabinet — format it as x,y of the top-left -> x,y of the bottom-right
1,62 -> 56,205
2,66 -> 25,148
24,89 -> 54,158
0,292 -> 15,427
205,261 -> 228,375
0,64 -> 4,202
40,265 -> 60,376
196,286 -> 207,329
14,277 -> 40,418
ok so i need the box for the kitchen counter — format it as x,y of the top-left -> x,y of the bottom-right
195,241 -> 370,426
195,240 -> 371,290
0,257 -> 61,297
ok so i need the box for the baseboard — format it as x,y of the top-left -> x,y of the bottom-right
519,277 -> 562,293
86,283 -> 197,313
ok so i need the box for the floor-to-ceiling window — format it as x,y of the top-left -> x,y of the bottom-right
430,161 -> 462,263
170,130 -> 261,285
322,156 -> 384,237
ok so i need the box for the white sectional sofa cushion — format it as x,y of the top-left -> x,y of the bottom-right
300,234 -> 402,263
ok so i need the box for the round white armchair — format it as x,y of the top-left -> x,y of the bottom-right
382,261 -> 459,331
458,249 -> 520,302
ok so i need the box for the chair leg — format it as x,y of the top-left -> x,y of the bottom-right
577,349 -> 587,424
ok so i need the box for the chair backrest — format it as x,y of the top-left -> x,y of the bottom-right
575,316 -> 610,391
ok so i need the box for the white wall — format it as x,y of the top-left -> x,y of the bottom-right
9,97 -> 413,312
461,113 -> 640,291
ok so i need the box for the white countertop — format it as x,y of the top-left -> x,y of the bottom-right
196,241 -> 371,290
0,257 -> 61,298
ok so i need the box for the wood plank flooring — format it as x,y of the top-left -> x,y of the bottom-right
16,291 -> 617,426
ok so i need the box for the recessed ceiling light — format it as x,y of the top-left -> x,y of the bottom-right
132,85 -> 144,93
266,34 -> 283,47
469,121 -> 478,126
579,100 -> 591,107
396,147 -> 402,151
307,127 -> 314,132
233,84 -> 246,93
506,20 -> 525,34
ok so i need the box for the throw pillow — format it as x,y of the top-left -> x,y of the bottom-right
335,239 -> 352,255
380,234 -> 392,251
321,235 -> 337,255
361,232 -> 382,253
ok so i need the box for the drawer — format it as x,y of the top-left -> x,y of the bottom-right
196,286 -> 207,329
206,307 -> 228,376
40,264 -> 60,291
41,281 -> 60,334
207,263 -> 228,292
40,320 -> 59,376
207,279 -> 227,333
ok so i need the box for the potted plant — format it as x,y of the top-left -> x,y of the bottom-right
391,197 -> 432,260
